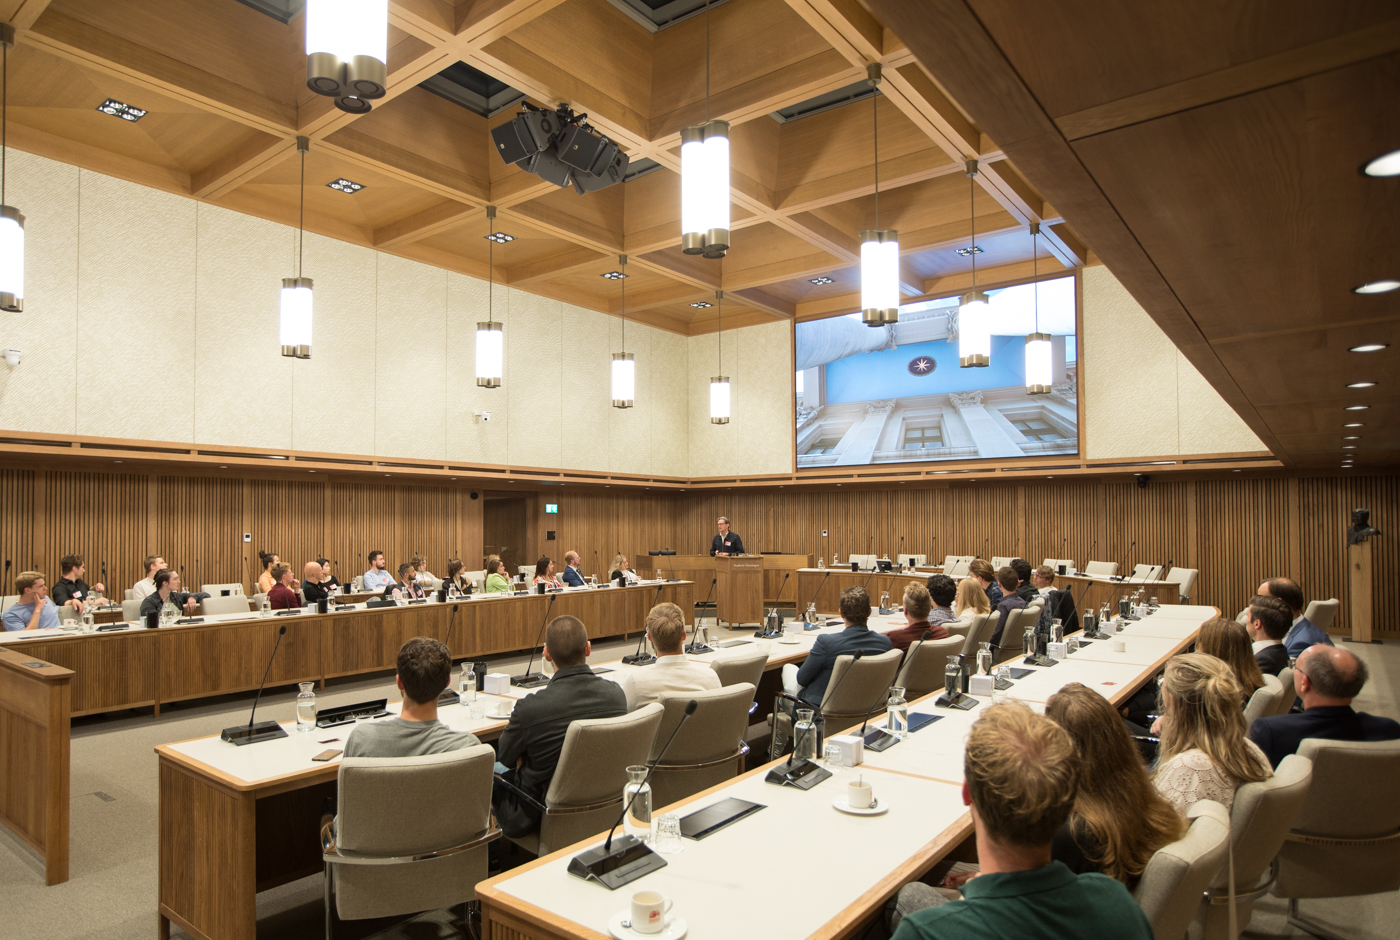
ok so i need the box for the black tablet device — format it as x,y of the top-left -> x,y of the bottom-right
679,797 -> 766,840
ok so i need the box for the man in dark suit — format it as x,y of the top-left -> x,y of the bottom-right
1245,594 -> 1291,676
783,586 -> 892,706
1249,645 -> 1400,767
710,516 -> 745,556
560,551 -> 586,587
1010,558 -> 1037,603
1258,577 -> 1333,659
493,615 -> 627,838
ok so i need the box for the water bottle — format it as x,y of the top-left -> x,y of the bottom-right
879,590 -> 890,611
296,681 -> 317,731
977,641 -> 994,676
793,709 -> 818,762
623,765 -> 652,842
1084,607 -> 1096,635
887,686 -> 909,739
817,556 -> 825,570
259,596 -> 271,618
944,656 -> 960,699
460,664 -> 477,701
805,602 -> 817,626
1022,624 -> 1037,658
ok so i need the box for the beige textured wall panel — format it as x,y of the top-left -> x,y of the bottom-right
0,152 -> 79,433
647,328 -> 689,477
504,288 -> 563,469
563,303 -> 611,471
446,271 -> 509,463
374,253 -> 448,461
1175,350 -> 1267,453
689,320 -> 793,477
76,172 -> 197,442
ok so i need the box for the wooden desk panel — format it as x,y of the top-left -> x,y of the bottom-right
159,618 -> 322,705
0,648 -> 73,885
19,631 -> 158,716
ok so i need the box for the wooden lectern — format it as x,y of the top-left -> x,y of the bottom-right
715,556 -> 764,626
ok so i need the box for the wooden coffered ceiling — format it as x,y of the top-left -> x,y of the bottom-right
868,0 -> 1400,471
0,0 -> 1085,336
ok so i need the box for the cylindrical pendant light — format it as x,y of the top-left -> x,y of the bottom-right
710,289 -> 730,424
0,26 -> 23,313
612,254 -> 634,408
959,160 -> 989,367
476,206 -> 503,388
305,0 -> 388,114
1025,222 -> 1052,394
680,1 -> 729,259
280,137 -> 312,359
860,64 -> 899,327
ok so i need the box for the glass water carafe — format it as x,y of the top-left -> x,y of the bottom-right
1051,619 -> 1064,644
879,590 -> 890,610
805,602 -> 817,626
296,681 -> 317,731
977,641 -> 994,676
887,686 -> 909,738
623,764 -> 652,842
1022,624 -> 1037,658
793,708 -> 818,762
944,656 -> 961,698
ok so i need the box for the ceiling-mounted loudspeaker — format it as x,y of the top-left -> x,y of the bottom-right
491,102 -> 629,195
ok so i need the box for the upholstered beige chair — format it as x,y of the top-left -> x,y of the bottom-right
121,598 -> 142,622
1133,801 -> 1231,940
816,648 -> 903,727
1302,598 -> 1339,633
648,684 -> 754,808
1165,567 -> 1199,602
959,613 -> 995,658
201,594 -> 253,616
990,607 -> 1038,665
894,635 -> 964,699
57,604 -> 80,622
202,582 -> 245,597
1132,563 -> 1164,581
710,649 -> 768,717
322,745 -> 499,940
1243,674 -> 1285,731
1271,668 -> 1296,716
1084,560 -> 1118,577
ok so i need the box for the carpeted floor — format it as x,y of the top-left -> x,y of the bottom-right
3,633 -> 1397,940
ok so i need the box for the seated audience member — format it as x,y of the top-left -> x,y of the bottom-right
968,559 -> 1003,606
925,574 -> 959,629
345,637 -> 480,757
2,572 -> 60,632
315,557 -> 340,592
1010,558 -> 1036,603
783,586 -> 892,706
1249,645 -> 1400,768
383,562 -> 425,600
1153,653 -> 1272,813
952,577 -> 991,627
561,551 -> 586,587
1245,594 -> 1291,676
483,558 -> 512,593
889,702 -> 1153,940
533,557 -> 563,589
256,550 -> 280,594
363,550 -> 394,592
1032,565 -> 1056,597
617,602 -> 722,710
1198,616 -> 1266,703
51,554 -> 105,612
443,558 -> 473,595
611,552 -> 640,584
887,583 -> 948,654
267,563 -> 301,610
131,554 -> 166,600
990,567 -> 1026,647
140,569 -> 200,619
493,615 -> 627,838
301,561 -> 329,605
411,553 -> 435,585
1258,577 -> 1332,658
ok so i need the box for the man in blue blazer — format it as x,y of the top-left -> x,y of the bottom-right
1249,645 -> 1400,767
1258,577 -> 1334,658
783,586 -> 892,707
560,551 -> 586,587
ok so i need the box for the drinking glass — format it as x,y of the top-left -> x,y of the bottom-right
886,686 -> 909,739
822,741 -> 844,769
653,814 -> 684,854
82,610 -> 96,633
817,557 -> 825,570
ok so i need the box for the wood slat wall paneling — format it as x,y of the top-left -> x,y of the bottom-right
0,470 -> 36,581
40,472 -> 147,593
155,476 -> 244,592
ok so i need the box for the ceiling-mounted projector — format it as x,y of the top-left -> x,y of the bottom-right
491,102 -> 629,195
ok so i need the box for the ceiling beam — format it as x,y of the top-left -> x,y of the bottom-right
507,246 -> 610,285
6,0 -> 53,31
374,200 -> 480,249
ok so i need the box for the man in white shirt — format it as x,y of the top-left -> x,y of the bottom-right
1032,565 -> 1056,597
131,554 -> 166,601
617,602 -> 721,710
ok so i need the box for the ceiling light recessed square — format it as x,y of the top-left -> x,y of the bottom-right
1345,405 -> 1369,410
1344,422 -> 1364,427
1353,280 -> 1399,294
954,246 -> 984,257
809,276 -> 834,285
1343,436 -> 1361,440
484,232 -> 516,243
1349,343 -> 1390,352
327,178 -> 364,194
1347,381 -> 1377,388
689,301 -> 712,308
600,271 -> 629,280
96,98 -> 147,121
1362,148 -> 1400,177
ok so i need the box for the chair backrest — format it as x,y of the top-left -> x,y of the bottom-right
1132,563 -> 1163,580
947,557 -> 972,578
337,745 -> 495,856
124,588 -> 135,601
1220,754 -> 1313,889
992,607 -> 1036,663
959,612 -> 995,657
990,556 -> 1014,569
1042,558 -> 1074,571
121,598 -> 141,622
1165,566 -> 1199,600
57,604 -> 79,622
1085,560 -> 1118,577
894,635 -> 964,698
545,703 -> 664,809
251,592 -> 268,609
1133,800 -> 1232,940
202,594 -> 253,616
819,649 -> 902,721
466,569 -> 486,585
1303,598 -> 1339,633
650,684 -> 753,765
0,594 -> 15,613
1243,674 -> 1283,730
1274,739 -> 1400,899
848,553 -> 877,570
941,555 -> 961,570
202,582 -> 245,597
1271,668 -> 1295,716
901,554 -> 927,567
710,649 -> 767,692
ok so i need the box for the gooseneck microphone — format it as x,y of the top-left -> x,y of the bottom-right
897,535 -> 905,567
444,602 -> 459,651
801,570 -> 830,630
221,624 -> 290,745
512,594 -> 557,686
689,578 -> 718,651
622,587 -> 664,666
606,699 -> 697,852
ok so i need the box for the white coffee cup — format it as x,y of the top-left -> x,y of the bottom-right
491,700 -> 515,718
631,890 -> 673,935
847,779 -> 873,809
1112,636 -> 1127,653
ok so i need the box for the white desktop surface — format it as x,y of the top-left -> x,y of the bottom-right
1066,634 -> 1185,667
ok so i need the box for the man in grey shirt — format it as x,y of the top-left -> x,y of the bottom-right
345,636 -> 479,757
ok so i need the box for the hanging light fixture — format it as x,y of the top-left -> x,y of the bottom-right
860,63 -> 899,327
305,0 -> 389,115
958,160 -> 990,367
611,254 -> 635,408
0,25 -> 24,314
476,206 -> 503,388
680,0 -> 729,259
710,290 -> 730,425
279,137 -> 313,359
1024,222 -> 1052,394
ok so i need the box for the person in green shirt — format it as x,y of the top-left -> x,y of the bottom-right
483,558 -> 513,594
890,703 -> 1153,940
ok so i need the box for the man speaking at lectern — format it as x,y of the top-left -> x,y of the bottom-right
710,516 -> 745,556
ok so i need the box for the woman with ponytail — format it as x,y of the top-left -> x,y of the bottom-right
1197,616 -> 1266,705
1153,653 -> 1273,813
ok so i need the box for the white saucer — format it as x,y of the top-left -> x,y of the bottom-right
833,798 -> 888,816
608,910 -> 688,940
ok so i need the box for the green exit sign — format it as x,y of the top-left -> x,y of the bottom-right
545,503 -> 559,514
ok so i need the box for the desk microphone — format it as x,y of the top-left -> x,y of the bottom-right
897,535 -> 905,568
100,560 -> 107,592
512,594 -> 557,686
1113,540 -> 1136,582
621,588 -> 660,666
754,573 -> 786,639
593,549 -> 599,582
1085,540 -> 1097,572
221,625 -> 290,745
689,578 -> 718,651
607,699 -> 696,851
858,677 -> 900,737
444,603 -> 459,652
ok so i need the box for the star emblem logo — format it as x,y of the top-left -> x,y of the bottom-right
907,356 -> 936,376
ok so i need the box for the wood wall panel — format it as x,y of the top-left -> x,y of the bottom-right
0,470 -> 35,580
155,476 -> 243,591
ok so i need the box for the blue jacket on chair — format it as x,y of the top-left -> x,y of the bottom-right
794,623 -> 892,707
1283,616 -> 1333,659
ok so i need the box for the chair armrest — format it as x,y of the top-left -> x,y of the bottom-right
324,827 -> 501,866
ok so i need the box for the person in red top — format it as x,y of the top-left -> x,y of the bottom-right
267,562 -> 301,610
887,583 -> 950,654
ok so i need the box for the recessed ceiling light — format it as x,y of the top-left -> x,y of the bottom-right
484,232 -> 516,243
690,301 -> 712,308
327,178 -> 364,194
1362,148 -> 1400,177
1353,280 -> 1400,294
1349,343 -> 1390,352
308,469 -> 316,473
1345,405 -> 1369,410
1343,435 -> 1361,440
809,276 -> 834,285
1344,422 -> 1364,427
384,473 -> 391,476
600,270 -> 629,280
96,98 -> 147,121
954,246 -> 983,257
1347,381 -> 1377,388
1232,469 -> 1242,472
1342,445 -> 1358,449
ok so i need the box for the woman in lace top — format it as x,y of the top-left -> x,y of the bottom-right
1153,653 -> 1272,813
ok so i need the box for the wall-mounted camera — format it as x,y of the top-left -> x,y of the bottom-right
3,348 -> 21,367
474,411 -> 492,423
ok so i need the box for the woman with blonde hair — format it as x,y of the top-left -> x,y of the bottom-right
952,577 -> 991,625
1198,616 -> 1266,703
1153,653 -> 1273,813
1046,683 -> 1186,886
610,552 -> 639,584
